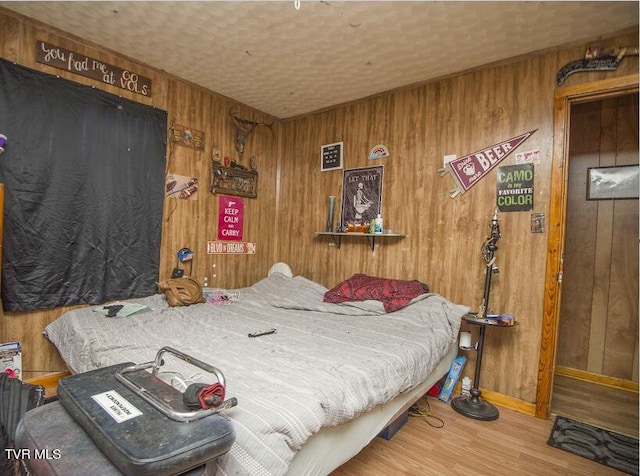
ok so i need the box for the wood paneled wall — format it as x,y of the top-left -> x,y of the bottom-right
275,30 -> 638,404
0,7 -> 637,405
557,95 -> 639,381
0,9 -> 280,377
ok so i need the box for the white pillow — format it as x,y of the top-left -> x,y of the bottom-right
268,262 -> 293,278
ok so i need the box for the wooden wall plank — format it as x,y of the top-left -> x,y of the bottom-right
587,98 -> 618,374
588,201 -> 614,374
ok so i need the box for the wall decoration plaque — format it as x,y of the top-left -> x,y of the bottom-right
35,41 -> 152,96
211,161 -> 258,199
207,241 -> 256,254
171,124 -> 205,151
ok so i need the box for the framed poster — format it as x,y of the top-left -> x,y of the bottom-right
587,165 -> 639,200
321,141 -> 343,172
340,166 -> 383,230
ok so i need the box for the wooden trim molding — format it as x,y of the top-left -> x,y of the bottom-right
555,366 -> 640,393
482,388 -> 537,416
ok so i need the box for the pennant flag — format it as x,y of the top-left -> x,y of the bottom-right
439,130 -> 536,197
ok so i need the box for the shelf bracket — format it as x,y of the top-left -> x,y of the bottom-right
367,236 -> 376,252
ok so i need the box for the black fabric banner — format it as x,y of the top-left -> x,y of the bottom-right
0,58 -> 167,311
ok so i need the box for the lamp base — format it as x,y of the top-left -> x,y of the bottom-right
451,393 -> 499,421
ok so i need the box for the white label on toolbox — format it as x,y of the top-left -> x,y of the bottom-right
92,390 -> 143,423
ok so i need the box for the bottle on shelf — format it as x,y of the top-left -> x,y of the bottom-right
374,214 -> 383,234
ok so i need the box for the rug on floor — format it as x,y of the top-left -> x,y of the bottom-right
547,415 -> 639,475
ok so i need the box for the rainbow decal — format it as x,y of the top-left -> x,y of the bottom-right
368,144 -> 389,160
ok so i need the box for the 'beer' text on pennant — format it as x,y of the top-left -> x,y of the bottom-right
438,130 -> 536,197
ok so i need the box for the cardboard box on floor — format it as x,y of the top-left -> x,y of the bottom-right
438,355 -> 466,403
0,342 -> 22,379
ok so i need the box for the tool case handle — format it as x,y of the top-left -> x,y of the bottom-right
115,346 -> 237,422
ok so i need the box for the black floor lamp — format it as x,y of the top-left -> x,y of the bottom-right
451,210 -> 502,421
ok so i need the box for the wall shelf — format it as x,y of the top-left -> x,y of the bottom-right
314,232 -> 405,251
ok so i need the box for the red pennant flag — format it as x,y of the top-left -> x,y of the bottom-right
443,130 -> 536,196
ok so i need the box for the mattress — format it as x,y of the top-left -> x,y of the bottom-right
44,273 -> 468,475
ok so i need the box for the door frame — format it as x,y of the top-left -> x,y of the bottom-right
535,74 -> 639,419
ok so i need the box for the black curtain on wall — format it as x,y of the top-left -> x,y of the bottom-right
0,58 -> 167,312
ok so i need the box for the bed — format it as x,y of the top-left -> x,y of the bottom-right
43,272 -> 469,475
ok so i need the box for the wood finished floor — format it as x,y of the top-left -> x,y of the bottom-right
331,396 -> 630,476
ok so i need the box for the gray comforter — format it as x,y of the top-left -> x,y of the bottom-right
44,273 -> 468,475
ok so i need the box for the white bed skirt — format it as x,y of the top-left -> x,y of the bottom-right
287,344 -> 458,475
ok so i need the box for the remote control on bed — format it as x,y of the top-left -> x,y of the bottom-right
248,328 -> 277,338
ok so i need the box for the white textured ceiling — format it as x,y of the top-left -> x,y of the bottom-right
1,1 -> 638,119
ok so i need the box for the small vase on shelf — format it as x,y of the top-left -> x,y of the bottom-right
326,196 -> 336,232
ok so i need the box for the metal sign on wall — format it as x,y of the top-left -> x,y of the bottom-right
171,123 -> 205,151
217,196 -> 244,241
207,242 -> 256,255
35,41 -> 152,97
496,163 -> 534,212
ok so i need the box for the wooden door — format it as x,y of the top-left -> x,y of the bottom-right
556,95 -> 638,380
536,74 -> 639,419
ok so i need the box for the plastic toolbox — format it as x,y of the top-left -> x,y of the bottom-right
56,348 -> 236,476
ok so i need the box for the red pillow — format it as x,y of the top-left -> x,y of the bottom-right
323,274 -> 429,312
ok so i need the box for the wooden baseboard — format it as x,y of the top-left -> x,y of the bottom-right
452,380 -> 537,417
555,366 -> 639,392
471,368 -> 639,421
481,388 -> 537,417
